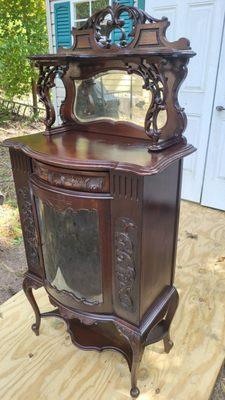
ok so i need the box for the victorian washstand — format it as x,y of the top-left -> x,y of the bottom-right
4,4 -> 196,397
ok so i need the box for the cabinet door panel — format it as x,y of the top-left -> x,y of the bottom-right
31,177 -> 112,311
36,197 -> 102,305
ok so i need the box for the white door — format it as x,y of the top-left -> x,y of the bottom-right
145,0 -> 225,202
201,24 -> 225,210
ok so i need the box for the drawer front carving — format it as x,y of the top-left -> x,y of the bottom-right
33,161 -> 109,193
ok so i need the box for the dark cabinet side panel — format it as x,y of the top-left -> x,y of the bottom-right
9,149 -> 41,278
140,160 -> 182,319
111,171 -> 143,325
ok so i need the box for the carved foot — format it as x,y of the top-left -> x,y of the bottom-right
23,275 -> 42,336
130,341 -> 143,398
31,322 -> 40,336
116,324 -> 144,398
130,386 -> 140,398
163,333 -> 173,353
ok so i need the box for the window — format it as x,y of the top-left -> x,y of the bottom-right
73,0 -> 110,28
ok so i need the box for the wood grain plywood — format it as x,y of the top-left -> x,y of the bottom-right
0,201 -> 225,400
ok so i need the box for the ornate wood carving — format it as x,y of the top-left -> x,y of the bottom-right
33,163 -> 105,192
115,217 -> 137,312
70,3 -> 191,51
127,61 -> 166,143
18,187 -> 39,270
79,3 -> 161,48
6,5 -> 195,398
30,3 -> 195,151
36,64 -> 68,132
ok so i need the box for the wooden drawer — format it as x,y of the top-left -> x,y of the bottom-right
32,160 -> 109,193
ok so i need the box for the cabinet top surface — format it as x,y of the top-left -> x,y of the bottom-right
4,130 -> 195,175
30,48 -> 195,63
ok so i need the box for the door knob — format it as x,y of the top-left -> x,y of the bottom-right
216,105 -> 225,111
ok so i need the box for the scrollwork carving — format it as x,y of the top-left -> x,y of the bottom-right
115,217 -> 137,312
36,64 -> 68,131
33,163 -> 105,192
79,3 -> 162,48
31,3 -> 194,149
18,187 -> 39,269
127,62 -> 166,143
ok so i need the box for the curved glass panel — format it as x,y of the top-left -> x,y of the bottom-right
73,70 -> 153,126
35,197 -> 103,305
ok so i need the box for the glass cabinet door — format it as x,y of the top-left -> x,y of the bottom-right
32,182 -> 107,307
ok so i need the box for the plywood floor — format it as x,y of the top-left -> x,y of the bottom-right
0,201 -> 225,400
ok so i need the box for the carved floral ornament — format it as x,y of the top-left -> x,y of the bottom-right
115,217 -> 137,312
33,162 -> 105,192
32,3 -> 195,150
18,187 -> 39,269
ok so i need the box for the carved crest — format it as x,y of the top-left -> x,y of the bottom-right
79,2 -> 162,48
67,2 -> 191,53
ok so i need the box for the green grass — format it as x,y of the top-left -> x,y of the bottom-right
0,204 -> 22,246
0,109 -> 43,245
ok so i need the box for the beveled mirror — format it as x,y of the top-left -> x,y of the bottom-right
73,70 -> 167,129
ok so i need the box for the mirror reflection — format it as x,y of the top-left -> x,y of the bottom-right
74,70 -> 156,126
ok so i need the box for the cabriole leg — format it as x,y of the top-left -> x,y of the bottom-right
163,332 -> 174,353
130,333 -> 144,398
163,288 -> 179,354
22,276 -> 42,336
116,324 -> 144,398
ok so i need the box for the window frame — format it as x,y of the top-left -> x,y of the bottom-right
71,0 -> 112,29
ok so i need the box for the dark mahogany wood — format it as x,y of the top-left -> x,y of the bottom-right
2,4 -> 196,398
30,3 -> 195,151
4,129 -> 194,175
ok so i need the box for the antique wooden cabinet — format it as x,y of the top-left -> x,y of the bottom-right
3,4 -> 196,397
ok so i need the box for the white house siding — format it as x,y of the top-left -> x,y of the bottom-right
46,0 -> 67,124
